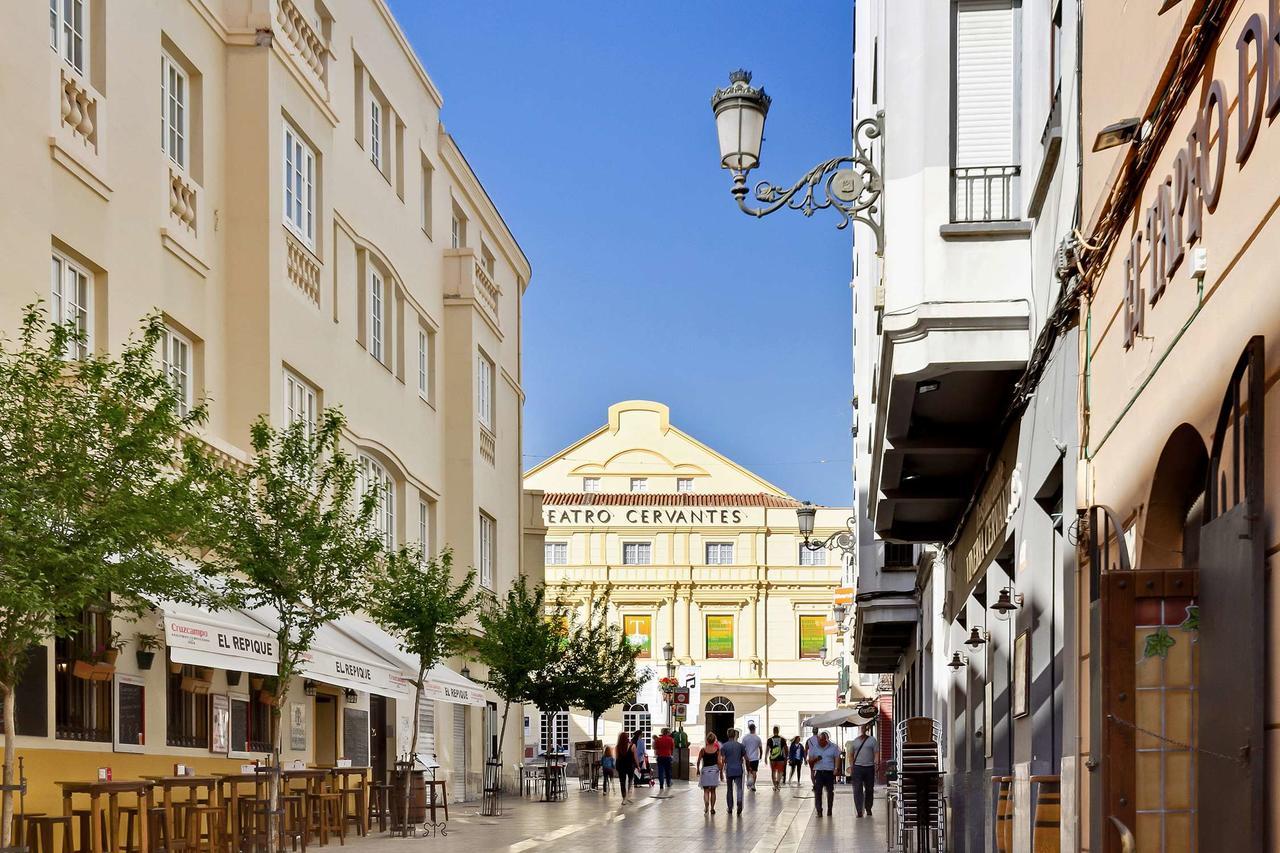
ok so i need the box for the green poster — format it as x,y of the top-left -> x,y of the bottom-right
799,615 -> 825,659
706,615 -> 734,659
624,615 -> 652,657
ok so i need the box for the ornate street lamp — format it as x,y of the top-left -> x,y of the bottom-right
947,652 -> 967,671
796,501 -> 857,555
711,70 -> 886,252
964,627 -> 988,648
817,643 -> 843,668
992,587 -> 1021,621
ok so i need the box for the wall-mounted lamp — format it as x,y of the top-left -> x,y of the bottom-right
947,652 -> 967,671
992,587 -> 1021,621
303,680 -> 317,697
461,665 -> 471,680
1092,117 -> 1142,151
964,626 -> 988,648
916,379 -> 942,395
344,688 -> 358,704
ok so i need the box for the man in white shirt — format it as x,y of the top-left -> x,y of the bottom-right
807,731 -> 841,817
848,723 -> 879,817
805,727 -> 823,782
741,723 -> 764,791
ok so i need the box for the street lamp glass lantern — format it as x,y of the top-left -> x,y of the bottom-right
833,603 -> 848,624
796,502 -> 817,538
662,641 -> 674,663
712,69 -> 771,173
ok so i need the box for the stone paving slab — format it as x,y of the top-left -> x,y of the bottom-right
335,778 -> 890,852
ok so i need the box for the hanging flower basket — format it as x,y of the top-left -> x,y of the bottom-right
73,660 -> 97,680
258,689 -> 278,706
658,676 -> 680,695
90,662 -> 115,682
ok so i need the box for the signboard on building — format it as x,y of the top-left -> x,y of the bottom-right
705,615 -> 734,659
676,665 -> 701,725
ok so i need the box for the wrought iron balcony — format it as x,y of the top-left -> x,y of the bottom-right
951,165 -> 1020,223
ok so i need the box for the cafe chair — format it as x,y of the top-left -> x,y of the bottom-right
25,814 -> 73,853
337,784 -> 365,838
186,804 -> 226,853
366,781 -> 391,834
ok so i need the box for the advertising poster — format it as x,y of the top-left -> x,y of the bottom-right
799,615 -> 826,659
705,615 -> 734,659
623,614 -> 652,658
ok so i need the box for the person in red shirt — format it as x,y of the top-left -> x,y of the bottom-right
653,727 -> 676,796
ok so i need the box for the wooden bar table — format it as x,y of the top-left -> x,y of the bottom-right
55,780 -> 153,853
141,776 -> 217,851
212,772 -> 268,852
327,768 -> 369,835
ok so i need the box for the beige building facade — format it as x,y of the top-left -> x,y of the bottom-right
524,401 -> 864,756
1,0 -> 532,805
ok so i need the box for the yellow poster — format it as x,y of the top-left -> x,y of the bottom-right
706,615 -> 734,659
799,615 -> 825,659
624,615 -> 652,657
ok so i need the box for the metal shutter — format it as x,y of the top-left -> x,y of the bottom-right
452,704 -> 467,802
417,696 -> 435,755
954,0 -> 1014,167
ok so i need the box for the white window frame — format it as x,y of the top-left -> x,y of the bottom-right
284,369 -> 318,439
477,351 -> 494,429
283,123 -> 316,247
705,542 -> 734,565
161,326 -> 193,416
629,477 -> 648,493
539,710 -> 568,755
50,0 -> 87,75
417,328 -> 430,399
418,500 -> 431,560
479,512 -> 495,589
420,157 -> 433,236
50,250 -> 91,359
161,53 -> 188,169
676,477 -> 694,492
622,703 -> 652,748
359,454 -> 394,550
369,99 -> 382,171
369,270 -> 385,363
799,546 -> 828,567
544,542 -> 568,566
582,477 -> 600,493
450,215 -> 461,249
622,542 -> 652,566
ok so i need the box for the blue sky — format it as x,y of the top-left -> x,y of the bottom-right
389,1 -> 855,506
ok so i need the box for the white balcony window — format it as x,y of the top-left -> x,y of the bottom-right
477,352 -> 494,428
418,500 -> 431,560
359,454 -> 394,550
630,477 -> 648,493
677,477 -> 694,492
50,251 -> 91,359
284,369 -> 317,439
450,216 -> 461,249
417,328 -> 431,399
544,542 -> 568,566
622,542 -> 651,566
369,271 -> 384,363
582,477 -> 601,493
50,0 -> 87,74
369,99 -> 382,170
161,326 -> 193,416
799,546 -> 827,567
479,512 -> 495,588
420,157 -> 433,236
161,53 -> 188,169
952,0 -> 1017,222
283,124 -> 316,246
705,543 -> 734,565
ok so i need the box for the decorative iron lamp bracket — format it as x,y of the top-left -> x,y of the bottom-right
731,111 -> 885,254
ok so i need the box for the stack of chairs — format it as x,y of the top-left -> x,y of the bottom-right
894,717 -> 946,852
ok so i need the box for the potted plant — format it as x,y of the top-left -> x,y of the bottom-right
101,631 -> 125,665
169,658 -> 183,675
225,670 -> 243,686
249,674 -> 265,691
195,666 -> 214,682
135,633 -> 162,670
72,652 -> 96,681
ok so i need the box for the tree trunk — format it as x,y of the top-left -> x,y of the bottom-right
497,699 -> 511,793
2,681 -> 15,850
401,666 -> 426,835
592,713 -> 599,743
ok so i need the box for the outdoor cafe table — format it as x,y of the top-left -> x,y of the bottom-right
141,775 -> 217,850
213,772 -> 270,851
54,780 -> 154,853
327,767 -> 370,835
280,767 -> 331,796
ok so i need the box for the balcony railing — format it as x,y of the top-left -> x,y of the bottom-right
169,167 -> 198,234
275,0 -> 329,94
951,165 -> 1019,223
285,230 -> 321,305
474,261 -> 501,316
479,424 -> 496,466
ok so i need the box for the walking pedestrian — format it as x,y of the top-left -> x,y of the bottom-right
849,723 -> 879,817
741,723 -> 763,792
633,728 -> 648,787
698,733 -> 722,814
807,731 -> 841,817
653,727 -> 676,797
718,728 -> 747,815
766,726 -> 788,789
787,736 -> 805,785
805,727 -> 822,783
616,731 -> 639,804
601,746 -> 616,795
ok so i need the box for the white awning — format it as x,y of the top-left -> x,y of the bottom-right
340,617 -> 487,707
246,609 -> 409,699
802,706 -> 876,729
159,602 -> 279,676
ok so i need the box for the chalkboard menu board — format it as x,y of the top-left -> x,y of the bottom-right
230,697 -> 250,754
343,707 -> 370,767
117,681 -> 145,748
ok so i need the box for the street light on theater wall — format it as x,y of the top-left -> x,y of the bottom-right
710,70 -> 886,253
796,502 -> 857,557
662,641 -> 675,679
818,643 -> 843,668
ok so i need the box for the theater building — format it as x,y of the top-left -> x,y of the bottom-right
523,401 -> 868,755
1075,1 -> 1278,849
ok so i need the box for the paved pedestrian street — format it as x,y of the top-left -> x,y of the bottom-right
342,781 -> 888,852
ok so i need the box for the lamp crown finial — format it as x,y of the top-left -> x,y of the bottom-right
729,69 -> 753,85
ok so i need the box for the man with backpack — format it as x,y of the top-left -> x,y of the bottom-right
766,726 -> 788,789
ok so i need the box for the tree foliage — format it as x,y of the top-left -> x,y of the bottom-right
568,591 -> 652,740
0,307 -> 222,846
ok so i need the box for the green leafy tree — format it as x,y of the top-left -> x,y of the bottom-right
472,576 -> 573,759
367,547 -> 478,827
204,409 -> 383,847
568,592 -> 652,741
0,307 -> 223,847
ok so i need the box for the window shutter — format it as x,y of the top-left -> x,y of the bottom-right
417,696 -> 435,755
954,0 -> 1015,167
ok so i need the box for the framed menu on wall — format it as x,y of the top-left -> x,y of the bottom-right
211,694 -> 230,754
115,674 -> 146,753
1013,629 -> 1031,718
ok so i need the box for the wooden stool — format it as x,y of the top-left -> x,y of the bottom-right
424,780 -> 449,823
338,786 -> 365,838
280,794 -> 307,853
310,794 -> 343,847
146,806 -> 175,853
27,815 -> 73,853
186,805 -> 224,853
14,813 -> 47,850
118,806 -> 145,853
366,783 -> 391,834
71,809 -> 108,853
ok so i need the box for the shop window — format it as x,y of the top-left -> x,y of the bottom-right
54,607 -> 112,742
0,646 -> 49,737
166,653 -> 210,748
230,690 -> 275,756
